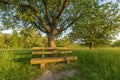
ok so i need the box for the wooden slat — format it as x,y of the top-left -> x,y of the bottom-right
56,48 -> 72,50
32,47 -> 54,50
32,47 -> 72,51
30,56 -> 77,64
32,51 -> 72,55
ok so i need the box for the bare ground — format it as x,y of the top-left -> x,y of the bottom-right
36,69 -> 77,80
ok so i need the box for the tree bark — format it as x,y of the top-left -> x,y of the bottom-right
47,32 -> 56,48
89,41 -> 94,49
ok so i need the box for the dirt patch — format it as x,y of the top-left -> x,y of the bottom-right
36,69 -> 77,80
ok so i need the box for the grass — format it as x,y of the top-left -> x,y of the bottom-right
0,49 -> 45,80
69,48 -> 120,80
0,48 -> 120,80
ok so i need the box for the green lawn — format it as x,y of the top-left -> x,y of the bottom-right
0,48 -> 120,80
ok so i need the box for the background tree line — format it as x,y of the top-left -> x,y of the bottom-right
0,27 -> 120,49
0,27 -> 47,48
0,27 -> 76,48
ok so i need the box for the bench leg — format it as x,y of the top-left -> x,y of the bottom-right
40,63 -> 46,68
67,60 -> 70,64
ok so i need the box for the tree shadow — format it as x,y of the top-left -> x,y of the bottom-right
13,52 -> 32,65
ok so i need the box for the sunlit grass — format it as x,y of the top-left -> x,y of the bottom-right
0,48 -> 120,80
0,49 -> 45,80
70,48 -> 120,80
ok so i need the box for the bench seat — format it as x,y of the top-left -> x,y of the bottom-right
31,56 -> 77,68
32,51 -> 72,55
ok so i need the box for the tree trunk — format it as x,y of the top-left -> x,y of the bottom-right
89,41 -> 94,49
47,33 -> 56,48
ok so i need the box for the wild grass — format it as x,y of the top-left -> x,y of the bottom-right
69,48 -> 120,80
0,49 -> 45,80
0,48 -> 120,80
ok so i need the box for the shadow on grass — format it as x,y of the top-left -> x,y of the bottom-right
13,52 -> 32,65
14,56 -> 31,64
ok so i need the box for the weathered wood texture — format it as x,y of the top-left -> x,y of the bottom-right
31,56 -> 77,64
32,47 -> 72,50
32,51 -> 72,55
30,47 -> 77,68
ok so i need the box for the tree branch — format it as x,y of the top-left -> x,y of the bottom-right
53,0 -> 69,27
0,0 -> 50,33
59,14 -> 84,32
0,0 -> 10,4
35,13 -> 50,32
33,22 -> 46,33
42,0 -> 51,26
27,0 -> 31,5
59,15 -> 72,28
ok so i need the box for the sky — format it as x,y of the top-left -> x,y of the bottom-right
1,29 -> 13,34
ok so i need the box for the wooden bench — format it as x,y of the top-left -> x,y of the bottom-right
30,47 -> 78,68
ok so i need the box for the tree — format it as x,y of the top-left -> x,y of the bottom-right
10,29 -> 20,48
112,40 -> 120,47
56,36 -> 72,47
0,33 -> 6,48
19,26 -> 47,48
0,27 -> 47,48
0,0 -> 90,48
0,33 -> 12,48
70,1 -> 120,49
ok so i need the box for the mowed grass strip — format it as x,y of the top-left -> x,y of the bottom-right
0,48 -> 120,80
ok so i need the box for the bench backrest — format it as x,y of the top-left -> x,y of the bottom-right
32,47 -> 72,58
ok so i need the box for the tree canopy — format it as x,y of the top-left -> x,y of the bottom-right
70,1 -> 120,49
0,0 -> 120,48
0,0 -> 88,48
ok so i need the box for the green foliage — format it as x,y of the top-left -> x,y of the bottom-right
16,7 -> 35,22
0,0 -> 80,32
56,36 -> 72,47
0,0 -> 119,48
70,1 -> 120,49
112,40 -> 120,47
0,27 -> 48,48
10,30 -> 20,48
0,33 -> 12,48
19,26 -> 47,48
1,0 -> 119,48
